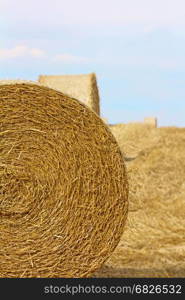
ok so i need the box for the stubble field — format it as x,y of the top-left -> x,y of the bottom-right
94,123 -> 185,277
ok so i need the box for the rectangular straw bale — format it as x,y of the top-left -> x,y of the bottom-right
38,73 -> 100,115
144,117 -> 158,128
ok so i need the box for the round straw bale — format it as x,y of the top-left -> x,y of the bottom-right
0,81 -> 128,278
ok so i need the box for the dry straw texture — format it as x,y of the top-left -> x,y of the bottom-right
94,124 -> 185,277
38,73 -> 100,115
0,81 -> 128,278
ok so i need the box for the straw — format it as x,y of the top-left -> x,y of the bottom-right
0,81 -> 128,278
38,73 -> 100,115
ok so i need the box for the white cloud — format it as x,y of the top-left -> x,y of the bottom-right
0,45 -> 46,60
53,53 -> 89,64
29,48 -> 46,58
0,45 -> 26,59
0,45 -> 89,64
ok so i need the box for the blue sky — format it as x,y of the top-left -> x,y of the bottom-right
1,0 -> 185,126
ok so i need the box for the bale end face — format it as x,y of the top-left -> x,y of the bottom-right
0,81 -> 128,278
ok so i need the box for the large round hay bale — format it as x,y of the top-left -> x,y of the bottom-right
0,81 -> 128,278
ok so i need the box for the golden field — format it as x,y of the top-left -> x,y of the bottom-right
94,123 -> 185,277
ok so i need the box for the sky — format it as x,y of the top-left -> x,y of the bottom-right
0,0 -> 185,126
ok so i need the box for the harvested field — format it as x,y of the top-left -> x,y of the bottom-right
94,124 -> 185,277
0,80 -> 184,277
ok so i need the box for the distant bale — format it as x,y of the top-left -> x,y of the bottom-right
38,73 -> 100,115
0,81 -> 128,278
101,117 -> 108,124
144,117 -> 157,128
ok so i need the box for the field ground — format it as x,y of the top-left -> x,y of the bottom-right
94,123 -> 185,277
